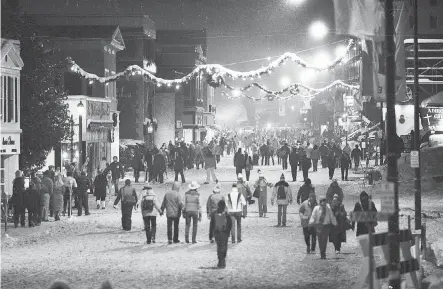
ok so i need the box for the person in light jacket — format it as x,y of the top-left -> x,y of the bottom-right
138,186 -> 163,244
113,179 -> 138,231
271,173 -> 293,227
253,170 -> 273,218
183,181 -> 202,243
299,191 -> 318,254
161,182 -> 184,244
225,183 -> 247,243
207,183 -> 224,243
236,174 -> 252,218
309,197 -> 337,259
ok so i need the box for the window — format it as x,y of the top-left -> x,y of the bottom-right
15,77 -> 18,122
409,15 -> 414,29
0,76 -> 18,123
1,77 -> 4,122
7,77 -> 14,122
430,15 -> 438,29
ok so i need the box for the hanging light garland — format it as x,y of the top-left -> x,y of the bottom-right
66,40 -> 355,88
221,80 -> 360,101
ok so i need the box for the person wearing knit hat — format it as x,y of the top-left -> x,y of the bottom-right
329,193 -> 347,254
326,180 -> 343,205
207,182 -> 225,243
253,170 -> 272,218
237,173 -> 253,218
210,199 -> 233,268
271,173 -> 292,227
225,183 -> 247,243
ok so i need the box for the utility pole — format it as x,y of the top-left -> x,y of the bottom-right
380,101 -> 384,165
385,0 -> 401,288
413,0 -> 422,231
70,115 -> 74,164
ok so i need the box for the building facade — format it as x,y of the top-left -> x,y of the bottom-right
155,29 -> 215,144
1,39 -> 24,196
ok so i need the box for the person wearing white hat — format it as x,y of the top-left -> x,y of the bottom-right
225,184 -> 246,243
207,182 -> 224,243
236,173 -> 252,218
183,181 -> 202,243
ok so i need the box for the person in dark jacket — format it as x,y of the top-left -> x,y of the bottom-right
319,142 -> 330,168
326,152 -> 336,180
329,195 -> 348,253
93,171 -> 108,210
351,145 -> 362,170
113,179 -> 138,231
153,151 -> 166,184
76,171 -> 90,216
340,153 -> 351,181
104,156 -> 124,196
174,151 -> 186,183
161,182 -> 184,244
301,151 -> 311,181
11,170 -> 26,228
280,143 -> 291,170
259,144 -> 268,166
233,148 -> 245,177
25,182 -> 40,227
144,148 -> 153,183
210,199 -> 233,269
131,149 -> 143,183
352,191 -> 377,236
296,178 -> 315,205
289,147 -> 300,182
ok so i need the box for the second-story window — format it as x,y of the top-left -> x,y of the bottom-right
430,15 -> 438,29
1,75 -> 18,123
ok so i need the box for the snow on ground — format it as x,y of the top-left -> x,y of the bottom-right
1,155 -> 442,289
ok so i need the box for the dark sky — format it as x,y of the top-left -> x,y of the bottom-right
145,0 -> 336,70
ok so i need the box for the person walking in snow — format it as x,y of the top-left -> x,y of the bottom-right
299,191 -> 318,253
296,178 -> 315,205
207,183 -> 224,243
253,170 -> 273,218
225,183 -> 246,243
309,197 -> 337,259
329,194 -> 348,254
351,145 -> 362,170
105,156 -> 124,196
183,181 -> 202,243
113,179 -> 138,231
326,180 -> 344,205
93,170 -> 108,210
12,170 -> 26,228
210,199 -> 232,269
236,174 -> 252,218
161,182 -> 184,244
139,186 -> 163,244
271,173 -> 292,227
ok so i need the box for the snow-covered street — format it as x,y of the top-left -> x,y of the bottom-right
1,155 -> 441,289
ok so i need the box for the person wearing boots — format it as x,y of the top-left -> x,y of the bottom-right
41,171 -> 53,222
139,186 -> 162,244
113,179 -> 138,231
183,181 -> 202,243
11,170 -> 26,228
271,174 -> 292,227
210,199 -> 232,269
105,156 -> 124,195
236,174 -> 252,218
207,183 -> 224,243
52,174 -> 65,221
93,171 -> 108,210
289,146 -> 300,182
225,183 -> 246,243
76,171 -> 90,216
299,191 -> 318,254
253,170 -> 272,218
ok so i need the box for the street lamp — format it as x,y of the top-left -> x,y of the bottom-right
309,21 -> 328,40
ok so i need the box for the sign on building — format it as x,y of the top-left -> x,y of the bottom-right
420,107 -> 443,132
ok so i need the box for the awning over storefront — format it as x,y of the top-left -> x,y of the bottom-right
87,120 -> 114,132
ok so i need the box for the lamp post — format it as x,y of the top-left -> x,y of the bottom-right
70,115 -> 74,163
77,101 -> 84,170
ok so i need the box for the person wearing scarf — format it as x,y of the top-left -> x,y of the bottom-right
352,191 -> 378,236
253,170 -> 273,218
329,194 -> 348,254
309,197 -> 337,259
271,173 -> 292,227
299,191 -> 318,253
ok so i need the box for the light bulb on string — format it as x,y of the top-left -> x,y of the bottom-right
175,85 -> 180,90
157,83 -> 162,87
266,57 -> 271,61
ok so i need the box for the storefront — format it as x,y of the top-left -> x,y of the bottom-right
421,91 -> 443,146
182,107 -> 204,143
1,38 -> 23,196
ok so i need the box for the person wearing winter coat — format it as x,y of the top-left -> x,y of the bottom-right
301,151 -> 311,181
214,143 -> 222,164
267,143 -> 275,166
113,179 -> 138,231
310,145 -> 320,172
210,199 -> 233,269
11,170 -> 26,228
329,195 -> 348,253
194,143 -> 205,169
76,171 -> 90,216
41,171 -> 53,222
93,171 -> 108,210
297,178 -> 315,205
233,148 -> 245,177
139,186 -> 163,244
207,183 -> 224,243
271,174 -> 293,227
130,150 -> 143,183
351,145 -> 362,169
25,181 -> 39,227
259,144 -> 268,166
253,171 -> 273,218
183,181 -> 202,243
63,172 -> 78,216
326,180 -> 344,204
352,191 -> 378,236
174,151 -> 186,183
326,152 -> 336,180
236,174 -> 252,217
309,198 -> 337,259
319,142 -> 330,168
299,191 -> 318,253
52,174 -> 65,221
152,151 -> 166,184
279,143 -> 291,170
225,184 -> 247,243
144,148 -> 153,183
104,156 -> 124,196
203,146 -> 218,184
244,151 -> 253,181
340,153 -> 351,181
289,147 -> 300,182
161,182 -> 184,244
